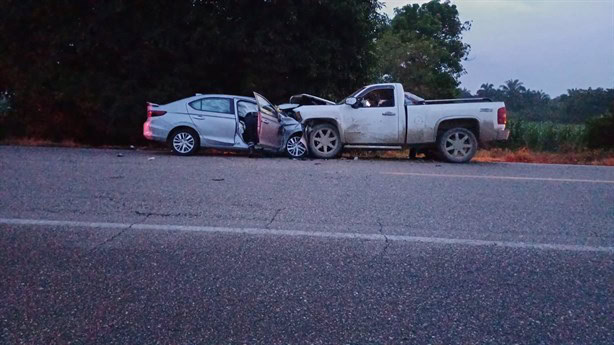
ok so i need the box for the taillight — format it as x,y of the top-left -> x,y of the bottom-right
257,111 -> 262,134
148,110 -> 166,117
147,104 -> 166,118
497,107 -> 507,125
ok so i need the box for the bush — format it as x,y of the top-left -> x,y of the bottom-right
585,113 -> 614,149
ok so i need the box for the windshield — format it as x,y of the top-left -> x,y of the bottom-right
338,86 -> 367,105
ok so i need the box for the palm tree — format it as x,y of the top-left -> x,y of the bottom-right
499,79 -> 527,111
500,79 -> 526,94
476,83 -> 496,98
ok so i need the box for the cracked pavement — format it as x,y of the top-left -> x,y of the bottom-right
1,146 -> 613,344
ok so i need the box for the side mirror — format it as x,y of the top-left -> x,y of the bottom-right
345,97 -> 359,108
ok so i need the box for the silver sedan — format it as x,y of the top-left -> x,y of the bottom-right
143,93 -> 308,158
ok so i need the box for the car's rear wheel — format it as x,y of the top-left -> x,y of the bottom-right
309,123 -> 342,159
169,128 -> 199,156
286,134 -> 307,159
437,127 -> 477,163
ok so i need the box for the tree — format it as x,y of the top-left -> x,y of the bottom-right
476,83 -> 501,100
457,88 -> 473,98
375,0 -> 471,98
0,0 -> 384,144
500,79 -> 526,94
476,78 -> 613,123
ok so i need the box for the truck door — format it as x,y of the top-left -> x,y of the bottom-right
342,86 -> 400,144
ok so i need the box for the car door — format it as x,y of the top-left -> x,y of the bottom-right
342,86 -> 399,144
187,97 -> 236,145
253,92 -> 282,148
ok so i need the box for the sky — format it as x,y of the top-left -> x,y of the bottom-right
380,0 -> 614,97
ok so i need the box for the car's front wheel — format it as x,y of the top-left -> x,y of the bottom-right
286,134 -> 308,159
169,128 -> 200,156
309,123 -> 342,159
437,127 -> 477,163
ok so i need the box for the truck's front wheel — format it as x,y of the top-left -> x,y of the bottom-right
437,127 -> 477,163
309,123 -> 342,159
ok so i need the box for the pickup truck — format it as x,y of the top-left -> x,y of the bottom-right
281,83 -> 509,163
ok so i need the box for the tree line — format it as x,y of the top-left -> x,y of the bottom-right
1,0 -> 612,148
459,80 -> 614,124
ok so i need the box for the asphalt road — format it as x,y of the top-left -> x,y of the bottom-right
1,146 -> 613,344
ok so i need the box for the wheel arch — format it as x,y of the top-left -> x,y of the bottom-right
166,125 -> 201,143
303,118 -> 344,141
434,117 -> 480,142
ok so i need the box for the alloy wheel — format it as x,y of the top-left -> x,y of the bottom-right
444,131 -> 472,159
172,132 -> 195,154
286,136 -> 307,158
313,128 -> 338,154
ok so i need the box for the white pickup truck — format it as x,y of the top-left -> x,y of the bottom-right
281,83 -> 509,163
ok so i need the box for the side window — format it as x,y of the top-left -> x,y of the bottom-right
360,88 -> 395,108
189,98 -> 232,114
237,101 -> 258,118
254,93 -> 277,117
189,100 -> 202,110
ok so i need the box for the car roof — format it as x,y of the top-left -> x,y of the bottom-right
184,94 -> 256,103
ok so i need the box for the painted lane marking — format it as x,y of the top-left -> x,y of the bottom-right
1,218 -> 612,254
382,172 -> 614,184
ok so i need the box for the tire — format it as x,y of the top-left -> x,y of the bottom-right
169,128 -> 200,156
437,127 -> 477,163
308,123 -> 342,159
286,134 -> 308,159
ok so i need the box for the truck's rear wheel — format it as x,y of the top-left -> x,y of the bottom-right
437,127 -> 477,163
309,123 -> 342,159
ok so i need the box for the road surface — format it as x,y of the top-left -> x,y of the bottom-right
1,146 -> 613,344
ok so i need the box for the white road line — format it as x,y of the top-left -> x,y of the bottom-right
382,172 -> 614,184
1,218 -> 613,254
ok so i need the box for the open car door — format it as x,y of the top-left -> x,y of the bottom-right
253,92 -> 282,149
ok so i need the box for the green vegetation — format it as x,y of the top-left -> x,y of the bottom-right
471,80 -> 613,151
502,120 -> 586,152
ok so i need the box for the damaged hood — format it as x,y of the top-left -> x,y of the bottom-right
289,94 -> 335,105
279,94 -> 335,110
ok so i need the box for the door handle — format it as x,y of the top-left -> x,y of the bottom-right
193,116 -> 205,120
263,120 -> 270,124
382,112 -> 396,116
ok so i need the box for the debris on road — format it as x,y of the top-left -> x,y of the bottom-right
212,178 -> 225,182
148,157 -> 155,161
117,153 -> 124,157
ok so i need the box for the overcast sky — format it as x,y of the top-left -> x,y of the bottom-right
380,0 -> 614,96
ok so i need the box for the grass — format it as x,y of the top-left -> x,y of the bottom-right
474,148 -> 614,166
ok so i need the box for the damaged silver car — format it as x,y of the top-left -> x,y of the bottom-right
143,92 -> 308,158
